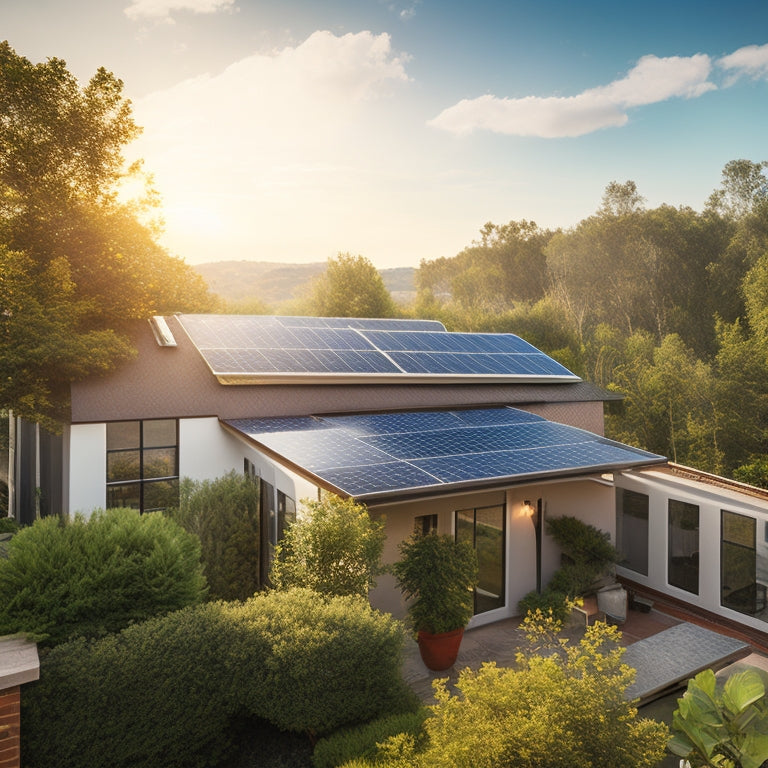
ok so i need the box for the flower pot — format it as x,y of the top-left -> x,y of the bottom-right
417,627 -> 464,671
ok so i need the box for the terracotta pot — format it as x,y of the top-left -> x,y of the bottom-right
417,627 -> 465,671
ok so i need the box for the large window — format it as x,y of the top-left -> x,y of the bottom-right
721,510 -> 767,616
455,504 -> 505,615
616,488 -> 649,576
668,499 -> 699,594
106,420 -> 179,512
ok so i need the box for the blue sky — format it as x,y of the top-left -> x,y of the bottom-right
3,0 -> 768,268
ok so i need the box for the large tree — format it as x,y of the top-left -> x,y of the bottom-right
0,42 -> 214,424
307,252 -> 396,318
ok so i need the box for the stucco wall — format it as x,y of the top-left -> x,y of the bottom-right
68,423 -> 107,515
368,477 -> 615,628
616,468 -> 768,634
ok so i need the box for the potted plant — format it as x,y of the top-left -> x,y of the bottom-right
391,532 -> 478,671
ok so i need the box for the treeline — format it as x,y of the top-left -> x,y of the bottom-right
410,162 -> 768,485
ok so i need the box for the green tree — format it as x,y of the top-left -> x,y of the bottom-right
169,473 -> 261,601
706,159 -> 768,220
0,42 -> 214,423
270,494 -> 386,599
307,253 -> 397,318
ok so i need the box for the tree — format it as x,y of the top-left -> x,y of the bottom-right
598,179 -> 646,217
706,159 -> 768,220
0,42 -> 214,423
307,253 -> 397,318
169,473 -> 261,601
270,494 -> 386,599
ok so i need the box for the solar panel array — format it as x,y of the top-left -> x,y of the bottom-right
177,314 -> 579,383
226,407 -> 666,498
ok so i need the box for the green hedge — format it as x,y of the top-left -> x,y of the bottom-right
22,588 -> 414,768
0,508 -> 207,645
312,710 -> 427,768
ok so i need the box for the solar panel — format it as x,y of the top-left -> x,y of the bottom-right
177,314 -> 580,384
226,406 -> 666,499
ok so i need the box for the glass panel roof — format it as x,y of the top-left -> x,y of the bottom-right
226,407 -> 666,499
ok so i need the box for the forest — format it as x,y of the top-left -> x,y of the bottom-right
408,164 -> 768,487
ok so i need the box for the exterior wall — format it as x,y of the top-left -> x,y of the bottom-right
368,476 -> 615,628
0,686 -> 20,768
68,423 -> 107,515
68,417 -> 320,519
526,401 -> 606,435
615,468 -> 768,635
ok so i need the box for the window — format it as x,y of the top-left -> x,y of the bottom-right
668,499 -> 699,594
721,510 -> 766,616
616,488 -> 649,576
106,420 -> 178,512
455,504 -> 505,615
277,490 -> 296,540
414,514 -> 438,536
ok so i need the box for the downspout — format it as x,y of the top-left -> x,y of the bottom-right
7,411 -> 15,519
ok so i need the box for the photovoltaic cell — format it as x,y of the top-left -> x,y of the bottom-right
226,406 -> 666,498
177,314 -> 580,382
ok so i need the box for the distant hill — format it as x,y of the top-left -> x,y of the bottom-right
194,260 -> 416,306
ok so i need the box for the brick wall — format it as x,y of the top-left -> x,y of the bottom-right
0,686 -> 20,768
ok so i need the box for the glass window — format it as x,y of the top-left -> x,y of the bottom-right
455,504 -> 505,615
277,491 -> 296,541
721,510 -> 767,616
668,499 -> 699,594
106,420 -> 179,513
414,514 -> 438,536
616,489 -> 649,576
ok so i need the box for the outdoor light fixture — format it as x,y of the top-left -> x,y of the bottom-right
521,500 -> 536,518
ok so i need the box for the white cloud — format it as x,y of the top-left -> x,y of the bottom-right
130,31 -> 411,260
124,0 -> 236,22
718,43 -> 768,82
429,53 -> 715,138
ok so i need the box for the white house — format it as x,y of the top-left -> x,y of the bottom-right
8,314 -> 768,640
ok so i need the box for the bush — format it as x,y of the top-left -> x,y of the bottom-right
0,507 -> 207,645
170,472 -> 261,600
517,589 -> 569,622
22,588 -> 414,768
313,710 -> 427,768
271,495 -> 386,599
359,617 -> 669,768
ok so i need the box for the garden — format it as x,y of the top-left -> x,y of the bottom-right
0,473 -> 762,767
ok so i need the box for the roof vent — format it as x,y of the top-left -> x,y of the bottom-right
149,316 -> 177,347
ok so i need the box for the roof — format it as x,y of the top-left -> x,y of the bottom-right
176,314 -> 581,385
69,316 -> 617,424
225,406 -> 666,503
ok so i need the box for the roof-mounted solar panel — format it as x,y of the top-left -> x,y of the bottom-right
225,406 -> 666,500
176,314 -> 580,385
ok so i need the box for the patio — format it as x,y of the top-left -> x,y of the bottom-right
402,604 -> 761,704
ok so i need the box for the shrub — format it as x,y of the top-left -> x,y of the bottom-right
0,516 -> 18,534
170,472 -> 261,600
230,588 -> 416,734
361,617 -> 669,768
271,495 -> 386,599
313,710 -> 427,768
391,532 -> 478,635
0,507 -> 207,645
517,589 -> 569,622
22,588 -> 414,768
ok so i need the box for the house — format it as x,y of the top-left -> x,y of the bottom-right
7,314 -> 768,639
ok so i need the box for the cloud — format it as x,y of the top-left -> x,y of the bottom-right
718,43 -> 768,82
124,0 -> 236,22
131,31 -> 411,254
429,53 -> 715,138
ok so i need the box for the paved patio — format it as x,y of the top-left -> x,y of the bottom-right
402,605 -> 763,703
